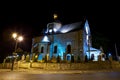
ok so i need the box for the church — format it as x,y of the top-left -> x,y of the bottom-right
31,17 -> 102,62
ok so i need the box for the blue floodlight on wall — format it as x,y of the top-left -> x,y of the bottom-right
60,26 -> 74,33
85,20 -> 90,35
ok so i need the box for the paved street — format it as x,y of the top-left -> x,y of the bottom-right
0,69 -> 120,80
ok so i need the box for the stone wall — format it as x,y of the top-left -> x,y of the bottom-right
18,61 -> 120,70
18,61 -> 30,69
30,62 -> 112,70
0,64 -> 3,68
0,63 -> 11,69
1,61 -> 120,70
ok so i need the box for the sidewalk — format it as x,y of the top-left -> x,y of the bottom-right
0,68 -> 117,74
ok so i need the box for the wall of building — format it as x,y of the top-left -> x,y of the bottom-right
51,30 -> 83,61
31,29 -> 84,61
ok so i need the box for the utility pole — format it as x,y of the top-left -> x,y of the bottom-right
115,43 -> 118,61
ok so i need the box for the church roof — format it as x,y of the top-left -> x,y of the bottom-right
46,19 -> 86,34
58,21 -> 84,33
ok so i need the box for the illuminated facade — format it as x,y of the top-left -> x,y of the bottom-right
31,19 -> 101,61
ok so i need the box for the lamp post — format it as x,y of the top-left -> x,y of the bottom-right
11,33 -> 23,71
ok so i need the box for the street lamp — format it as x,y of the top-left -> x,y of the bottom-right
11,32 -> 23,71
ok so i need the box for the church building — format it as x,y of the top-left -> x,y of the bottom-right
31,17 -> 101,62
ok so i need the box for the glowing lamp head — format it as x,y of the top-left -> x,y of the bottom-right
17,36 -> 23,41
12,33 -> 17,39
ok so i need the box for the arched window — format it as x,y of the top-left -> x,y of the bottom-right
54,45 -> 57,53
67,44 -> 71,54
41,46 -> 44,53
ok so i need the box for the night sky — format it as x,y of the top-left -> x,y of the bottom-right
0,1 -> 119,62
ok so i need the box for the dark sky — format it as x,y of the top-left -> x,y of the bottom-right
0,1 -> 119,62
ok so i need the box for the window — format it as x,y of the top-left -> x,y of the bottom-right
54,45 -> 57,53
41,46 -> 44,53
33,45 -> 38,53
67,44 -> 71,53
